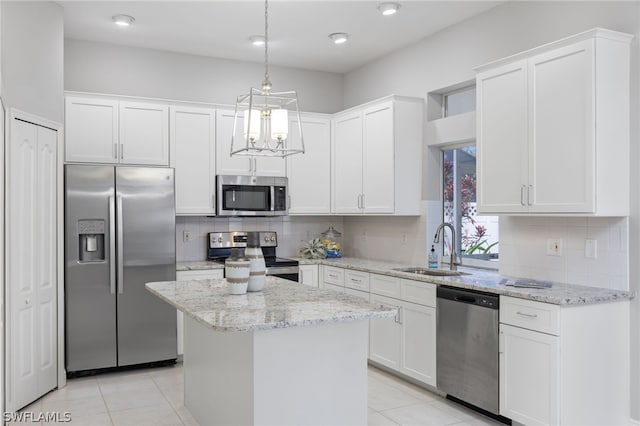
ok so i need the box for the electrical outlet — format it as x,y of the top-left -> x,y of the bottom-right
401,233 -> 407,244
585,239 -> 597,259
183,230 -> 192,243
546,238 -> 563,256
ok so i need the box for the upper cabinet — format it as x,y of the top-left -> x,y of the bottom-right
65,96 -> 169,166
215,108 -> 286,177
476,28 -> 632,215
332,96 -> 423,215
170,106 -> 216,215
286,113 -> 331,215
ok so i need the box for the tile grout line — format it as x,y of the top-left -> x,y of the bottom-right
96,377 -> 116,426
150,370 -> 187,426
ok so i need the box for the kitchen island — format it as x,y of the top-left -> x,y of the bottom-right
146,276 -> 396,426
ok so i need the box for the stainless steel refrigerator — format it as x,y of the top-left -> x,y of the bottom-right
65,165 -> 177,374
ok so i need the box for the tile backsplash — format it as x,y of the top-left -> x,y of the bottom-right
175,216 -> 344,261
499,216 -> 629,291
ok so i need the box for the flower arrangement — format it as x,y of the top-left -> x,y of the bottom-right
299,238 -> 327,259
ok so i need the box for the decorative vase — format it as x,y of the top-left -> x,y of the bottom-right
246,232 -> 266,292
225,248 -> 250,295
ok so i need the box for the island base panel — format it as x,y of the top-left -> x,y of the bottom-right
184,317 -> 369,426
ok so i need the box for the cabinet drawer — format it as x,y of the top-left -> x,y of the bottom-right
345,270 -> 370,292
323,266 -> 345,286
176,269 -> 224,280
370,273 -> 401,299
500,296 -> 560,335
401,279 -> 436,307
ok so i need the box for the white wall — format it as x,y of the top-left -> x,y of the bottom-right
342,0 -> 640,420
1,1 -> 64,123
64,39 -> 344,114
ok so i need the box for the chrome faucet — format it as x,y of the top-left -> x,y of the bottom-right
434,223 -> 460,271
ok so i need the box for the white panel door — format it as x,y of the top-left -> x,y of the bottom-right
368,294 -> 401,370
9,118 -> 57,410
254,153 -> 286,177
528,40 -> 594,213
287,115 -> 331,214
400,302 -> 436,387
332,111 -> 363,214
476,60 -> 529,214
65,96 -> 118,163
298,265 -> 319,287
119,101 -> 169,165
500,324 -> 559,425
171,106 -> 216,215
215,109 -> 251,175
362,102 -> 394,213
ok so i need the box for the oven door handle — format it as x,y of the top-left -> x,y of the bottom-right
265,266 -> 300,275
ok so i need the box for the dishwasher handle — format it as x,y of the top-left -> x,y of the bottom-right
454,295 -> 477,304
437,285 -> 499,309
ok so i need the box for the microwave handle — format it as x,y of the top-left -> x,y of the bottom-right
270,185 -> 275,212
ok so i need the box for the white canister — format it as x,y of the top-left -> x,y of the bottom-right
225,248 -> 250,295
246,232 -> 266,292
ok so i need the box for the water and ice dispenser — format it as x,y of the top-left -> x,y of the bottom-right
77,219 -> 105,262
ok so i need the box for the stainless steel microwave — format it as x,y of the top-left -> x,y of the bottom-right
216,175 -> 288,217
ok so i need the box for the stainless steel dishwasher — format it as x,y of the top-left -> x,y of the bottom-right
437,285 -> 500,416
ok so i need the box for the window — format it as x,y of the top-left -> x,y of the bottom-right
443,146 -> 499,261
444,86 -> 475,117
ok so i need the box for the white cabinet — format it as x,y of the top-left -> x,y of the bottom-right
170,106 -> 216,215
369,274 -> 437,387
331,96 -> 423,215
286,114 -> 331,214
65,96 -> 169,166
499,295 -> 630,425
298,265 -> 319,287
175,269 -> 224,356
215,109 -> 285,177
6,114 -> 59,410
65,96 -> 119,163
119,101 -> 169,165
476,28 -> 632,215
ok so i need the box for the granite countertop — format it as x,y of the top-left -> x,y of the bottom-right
298,257 -> 634,306
176,261 -> 224,271
146,276 -> 397,332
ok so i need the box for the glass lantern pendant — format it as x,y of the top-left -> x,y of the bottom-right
231,0 -> 305,159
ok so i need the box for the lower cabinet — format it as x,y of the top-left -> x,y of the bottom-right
499,295 -> 630,425
298,265 -> 319,287
369,276 -> 437,387
175,269 -> 224,356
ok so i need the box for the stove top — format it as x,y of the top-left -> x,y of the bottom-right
207,231 -> 298,271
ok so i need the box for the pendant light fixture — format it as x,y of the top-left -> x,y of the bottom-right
231,0 -> 305,159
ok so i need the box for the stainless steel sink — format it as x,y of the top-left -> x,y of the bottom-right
392,267 -> 470,277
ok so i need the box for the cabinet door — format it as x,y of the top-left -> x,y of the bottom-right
287,115 -> 331,214
255,155 -> 286,177
215,109 -> 251,175
65,96 -> 118,163
332,111 -> 363,214
476,60 -> 529,213
298,265 -> 319,287
400,302 -> 436,387
528,40 -> 594,213
171,106 -> 216,215
500,324 -> 559,425
119,101 -> 169,165
369,294 -> 401,370
362,102 -> 394,213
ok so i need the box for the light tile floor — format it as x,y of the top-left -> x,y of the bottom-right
11,363 -> 503,426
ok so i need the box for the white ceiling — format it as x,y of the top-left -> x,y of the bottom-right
60,1 -> 503,74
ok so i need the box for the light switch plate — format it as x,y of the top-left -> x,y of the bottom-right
546,238 -> 563,256
183,230 -> 192,243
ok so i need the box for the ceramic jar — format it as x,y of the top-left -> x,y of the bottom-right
246,232 -> 266,292
225,248 -> 250,295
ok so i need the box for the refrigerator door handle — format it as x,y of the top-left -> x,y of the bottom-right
117,194 -> 124,294
109,195 -> 116,295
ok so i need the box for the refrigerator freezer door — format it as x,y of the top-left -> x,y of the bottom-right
65,165 -> 118,371
116,167 -> 177,366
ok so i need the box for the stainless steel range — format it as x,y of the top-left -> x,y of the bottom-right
208,231 -> 299,281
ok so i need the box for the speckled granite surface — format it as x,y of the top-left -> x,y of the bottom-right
146,276 -> 397,332
176,261 -> 224,271
297,257 -> 634,306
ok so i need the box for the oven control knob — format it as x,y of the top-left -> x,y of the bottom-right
264,236 -> 269,242
217,237 -> 223,243
270,236 -> 276,242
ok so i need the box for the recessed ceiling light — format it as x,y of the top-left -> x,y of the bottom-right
250,35 -> 266,47
329,33 -> 349,45
112,14 -> 135,27
378,2 -> 401,16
